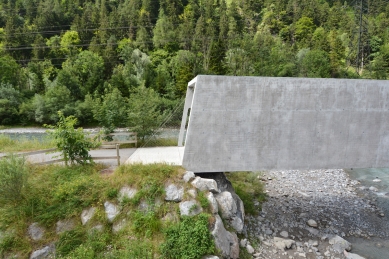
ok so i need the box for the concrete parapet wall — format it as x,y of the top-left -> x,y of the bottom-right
180,75 -> 389,172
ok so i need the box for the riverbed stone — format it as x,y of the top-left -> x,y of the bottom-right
329,235 -> 351,253
307,219 -> 318,228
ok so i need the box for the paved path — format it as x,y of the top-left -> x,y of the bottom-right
1,147 -> 184,167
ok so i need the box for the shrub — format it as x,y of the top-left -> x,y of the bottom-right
160,214 -> 215,259
0,154 -> 29,203
46,112 -> 93,165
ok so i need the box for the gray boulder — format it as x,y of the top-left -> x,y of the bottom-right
329,235 -> 351,253
230,216 -> 244,233
215,191 -> 237,219
179,200 -> 203,216
118,186 -> 137,202
165,184 -> 184,202
81,207 -> 96,225
191,177 -> 220,193
30,244 -> 55,259
211,215 -> 239,259
56,219 -> 75,234
104,201 -> 120,222
28,223 -> 44,241
183,171 -> 196,183
206,192 -> 218,214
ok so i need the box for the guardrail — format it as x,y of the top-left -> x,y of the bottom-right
1,144 -> 122,166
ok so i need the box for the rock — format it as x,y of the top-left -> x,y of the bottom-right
187,189 -> 197,198
214,191 -> 237,219
369,186 -> 378,192
273,237 -> 295,250
211,215 -> 239,259
229,232 -> 240,259
104,201 -> 120,222
230,216 -> 244,233
246,244 -> 255,254
183,171 -> 195,183
179,200 -> 203,216
90,225 -> 103,233
191,177 -> 220,193
329,235 -> 351,253
344,250 -> 366,259
206,192 -> 218,214
56,219 -> 75,234
372,179 -> 381,182
202,256 -> 220,259
165,184 -> 184,202
240,239 -> 247,247
280,231 -> 289,238
306,227 -> 319,236
81,207 -> 96,225
118,186 -> 137,202
30,244 -> 55,259
307,219 -> 318,228
113,219 -> 127,233
28,223 -> 44,241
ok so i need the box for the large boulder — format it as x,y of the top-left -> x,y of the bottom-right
211,215 -> 239,259
179,200 -> 203,216
215,191 -> 237,219
191,177 -> 220,193
165,184 -> 184,202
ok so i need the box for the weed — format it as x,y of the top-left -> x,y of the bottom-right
0,134 -> 54,152
198,191 -> 210,209
132,211 -> 161,238
56,228 -> 86,257
0,155 -> 29,203
225,172 -> 267,215
160,213 -> 215,259
105,188 -> 118,199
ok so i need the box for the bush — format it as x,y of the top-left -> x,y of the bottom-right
46,112 -> 93,165
160,214 -> 215,259
0,154 -> 29,203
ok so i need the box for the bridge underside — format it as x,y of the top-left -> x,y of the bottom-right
179,76 -> 389,172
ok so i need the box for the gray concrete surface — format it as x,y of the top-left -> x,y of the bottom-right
180,75 -> 389,172
126,147 -> 184,165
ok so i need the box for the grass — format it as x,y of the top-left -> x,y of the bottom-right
0,160 -> 216,258
0,134 -> 55,153
225,171 -> 267,215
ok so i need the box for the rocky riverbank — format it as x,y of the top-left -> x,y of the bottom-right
244,169 -> 389,259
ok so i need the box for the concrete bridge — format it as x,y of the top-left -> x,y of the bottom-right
178,76 -> 389,172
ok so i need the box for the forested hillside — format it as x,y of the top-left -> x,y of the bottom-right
0,0 -> 388,127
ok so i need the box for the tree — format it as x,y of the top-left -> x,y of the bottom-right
299,49 -> 331,78
0,83 -> 23,125
128,84 -> 163,141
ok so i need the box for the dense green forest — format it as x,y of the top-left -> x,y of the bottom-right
0,0 -> 388,127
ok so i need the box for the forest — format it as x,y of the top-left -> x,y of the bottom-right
0,0 -> 388,128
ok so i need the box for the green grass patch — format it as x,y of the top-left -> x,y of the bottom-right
225,172 -> 267,215
0,134 -> 55,152
160,213 -> 215,259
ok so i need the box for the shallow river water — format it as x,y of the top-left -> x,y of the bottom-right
345,168 -> 389,259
